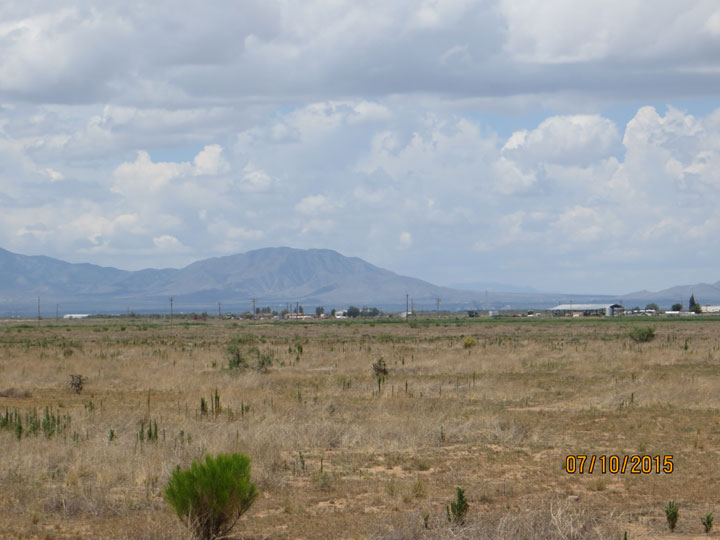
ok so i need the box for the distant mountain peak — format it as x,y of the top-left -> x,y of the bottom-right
0,246 -> 453,314
2,245 -> 719,315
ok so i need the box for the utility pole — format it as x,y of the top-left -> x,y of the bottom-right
252,298 -> 257,317
37,297 -> 41,323
56,303 -> 59,321
218,302 -> 222,319
436,298 -> 441,313
169,297 -> 174,326
406,294 -> 409,321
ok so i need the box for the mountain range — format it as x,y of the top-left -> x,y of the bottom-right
0,246 -> 718,316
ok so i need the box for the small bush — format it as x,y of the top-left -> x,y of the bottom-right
372,357 -> 389,377
463,337 -> 477,349
629,327 -> 655,343
701,511 -> 714,533
68,374 -> 86,394
227,344 -> 273,372
665,500 -> 679,531
447,487 -> 469,525
410,477 -> 427,499
255,349 -> 273,372
164,453 -> 258,540
226,344 -> 248,370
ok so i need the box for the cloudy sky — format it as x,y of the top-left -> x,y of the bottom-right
2,1 -> 720,295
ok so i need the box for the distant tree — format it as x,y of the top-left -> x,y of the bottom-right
347,306 -> 360,318
281,309 -> 289,316
689,294 -> 702,313
330,309 -> 336,316
671,303 -> 683,312
255,307 -> 260,315
298,305 -> 304,314
315,306 -> 325,317
645,303 -> 659,311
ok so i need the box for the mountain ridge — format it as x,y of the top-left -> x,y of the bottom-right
0,246 -> 472,314
0,246 -> 718,315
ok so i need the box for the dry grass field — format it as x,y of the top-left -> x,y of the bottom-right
1,316 -> 720,539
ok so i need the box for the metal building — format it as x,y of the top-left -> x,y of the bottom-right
549,303 -> 624,317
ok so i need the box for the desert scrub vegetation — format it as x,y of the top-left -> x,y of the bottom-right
0,406 -> 71,439
226,336 -> 275,371
665,500 -> 679,531
701,510 -> 714,533
446,486 -> 469,525
164,453 -> 258,540
1,317 -> 720,538
374,498 -> 619,539
628,326 -> 655,343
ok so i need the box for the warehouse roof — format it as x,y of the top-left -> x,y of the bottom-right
549,303 -> 623,311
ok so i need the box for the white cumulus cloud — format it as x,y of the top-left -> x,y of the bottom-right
295,194 -> 338,216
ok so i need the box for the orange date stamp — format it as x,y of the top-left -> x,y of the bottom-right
565,454 -> 673,474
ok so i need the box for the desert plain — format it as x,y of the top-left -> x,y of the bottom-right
1,316 -> 719,539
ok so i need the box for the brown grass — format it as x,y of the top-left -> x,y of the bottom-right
1,317 -> 719,538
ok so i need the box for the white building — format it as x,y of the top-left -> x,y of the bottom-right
549,304 -> 623,317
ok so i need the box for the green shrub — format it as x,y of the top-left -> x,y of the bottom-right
227,344 -> 274,372
665,500 -> 679,531
446,486 -> 469,525
463,337 -> 477,349
702,511 -> 714,533
164,453 -> 258,540
629,326 -> 655,343
226,344 -> 248,370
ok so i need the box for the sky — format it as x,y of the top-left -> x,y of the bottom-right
2,1 -> 720,295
